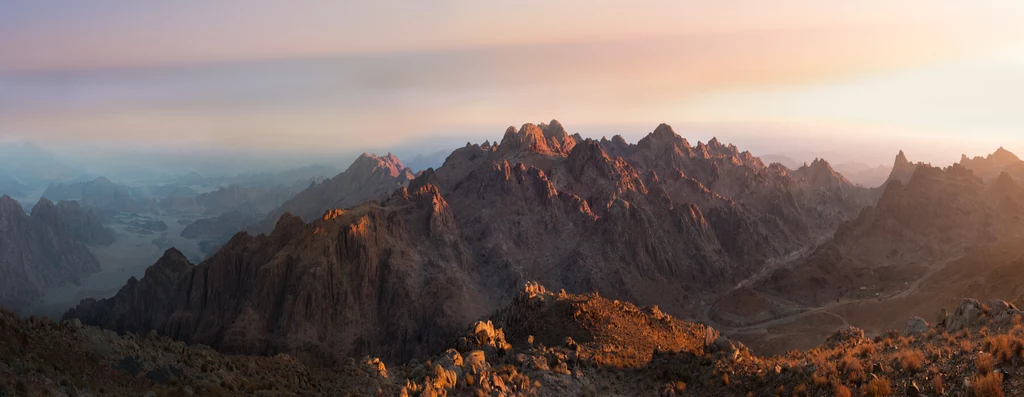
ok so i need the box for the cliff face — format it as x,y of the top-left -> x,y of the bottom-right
67,121 -> 875,363
70,188 -> 484,363
0,196 -> 101,311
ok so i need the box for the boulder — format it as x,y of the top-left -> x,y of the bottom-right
988,299 -> 1017,315
903,317 -> 929,336
936,308 -> 949,327
948,299 -> 983,331
464,350 -> 489,375
713,337 -> 735,354
826,326 -> 866,346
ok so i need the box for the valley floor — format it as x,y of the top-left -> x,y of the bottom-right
21,211 -> 207,319
709,237 -> 1024,356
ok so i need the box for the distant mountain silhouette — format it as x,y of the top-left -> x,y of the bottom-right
0,196 -> 102,311
42,177 -> 158,216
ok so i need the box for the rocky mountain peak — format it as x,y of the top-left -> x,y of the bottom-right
539,119 -> 568,139
30,196 -> 57,216
349,152 -> 410,179
642,123 -> 691,150
0,194 -> 23,216
895,150 -> 909,165
792,158 -> 851,190
992,147 -> 1020,162
272,212 -> 306,236
499,122 -> 577,157
887,150 -> 922,184
145,248 -> 194,279
957,147 -> 1024,181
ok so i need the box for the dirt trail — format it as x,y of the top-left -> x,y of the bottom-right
703,252 -> 959,333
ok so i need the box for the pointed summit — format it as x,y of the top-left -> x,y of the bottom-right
30,197 -> 57,218
887,150 -> 920,184
653,123 -> 675,137
638,123 -> 691,152
895,150 -> 909,166
992,147 -> 1020,162
149,247 -> 193,275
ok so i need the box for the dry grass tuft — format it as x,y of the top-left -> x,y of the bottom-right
976,353 -> 996,374
971,371 -> 1004,397
932,373 -> 945,395
860,376 -> 892,397
896,349 -> 925,373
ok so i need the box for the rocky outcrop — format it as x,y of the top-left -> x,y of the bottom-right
0,196 -> 101,311
903,317 -> 929,335
497,121 -> 578,158
947,298 -> 984,331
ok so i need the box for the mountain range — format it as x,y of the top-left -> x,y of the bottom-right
1,120 -> 1023,394
65,121 -> 875,363
42,177 -> 159,216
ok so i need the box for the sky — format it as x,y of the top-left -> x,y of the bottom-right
2,0 -> 1024,168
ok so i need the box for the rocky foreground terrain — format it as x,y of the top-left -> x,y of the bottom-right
8,283 -> 1024,396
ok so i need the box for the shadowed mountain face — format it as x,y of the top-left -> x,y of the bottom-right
758,150 -> 1024,307
266,153 -> 415,224
66,121 -> 875,362
54,200 -> 115,245
0,196 -> 101,311
178,153 -> 417,253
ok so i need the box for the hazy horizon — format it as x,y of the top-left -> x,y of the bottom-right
3,1 -> 1024,173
